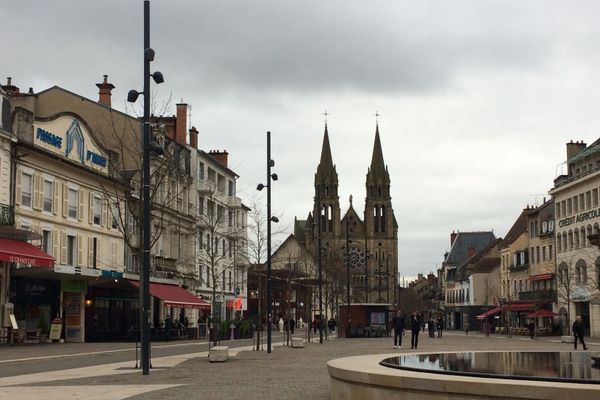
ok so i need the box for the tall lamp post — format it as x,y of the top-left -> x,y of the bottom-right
316,192 -> 323,344
127,0 -> 164,376
345,216 -> 351,338
257,131 -> 278,353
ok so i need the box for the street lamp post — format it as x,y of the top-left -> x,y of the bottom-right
256,131 -> 278,353
127,0 -> 164,376
317,192 -> 323,344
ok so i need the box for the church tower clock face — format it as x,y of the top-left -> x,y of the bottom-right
343,245 -> 365,271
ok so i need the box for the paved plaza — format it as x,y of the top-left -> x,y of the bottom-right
0,330 -> 599,399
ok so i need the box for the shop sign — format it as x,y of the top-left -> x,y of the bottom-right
559,208 -> 600,228
33,117 -> 109,174
61,279 -> 87,292
101,270 -> 123,279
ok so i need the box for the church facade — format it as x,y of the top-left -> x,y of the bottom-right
294,125 -> 398,311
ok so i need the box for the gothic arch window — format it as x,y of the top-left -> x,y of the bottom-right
381,206 -> 386,233
328,205 -> 334,232
378,187 -> 382,196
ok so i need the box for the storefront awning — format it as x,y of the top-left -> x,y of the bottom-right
129,280 -> 211,309
476,307 -> 501,319
0,238 -> 54,267
529,273 -> 554,282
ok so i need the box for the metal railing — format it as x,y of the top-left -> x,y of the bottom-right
0,204 -> 14,226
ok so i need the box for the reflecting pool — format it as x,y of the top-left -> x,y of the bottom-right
380,352 -> 600,384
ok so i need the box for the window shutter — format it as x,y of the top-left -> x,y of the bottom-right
53,181 -> 59,215
62,184 -> 68,218
78,189 -> 85,222
101,199 -> 107,227
33,174 -> 41,210
88,237 -> 93,268
88,192 -> 93,224
77,234 -> 84,266
60,231 -> 67,264
52,230 -> 60,260
15,170 -> 21,206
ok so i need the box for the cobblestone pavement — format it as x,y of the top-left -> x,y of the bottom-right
1,330 -> 598,400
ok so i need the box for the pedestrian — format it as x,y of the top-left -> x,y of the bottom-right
290,318 -> 296,334
436,316 -> 443,338
528,320 -> 535,340
392,309 -> 404,349
410,312 -> 421,349
428,317 -> 435,338
572,315 -> 589,350
312,318 -> 318,335
464,320 -> 469,335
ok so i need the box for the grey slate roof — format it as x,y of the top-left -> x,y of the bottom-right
445,231 -> 496,267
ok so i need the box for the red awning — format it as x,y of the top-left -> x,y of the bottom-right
527,309 -> 559,318
129,281 -> 211,309
476,307 -> 501,319
0,238 -> 54,267
529,273 -> 554,282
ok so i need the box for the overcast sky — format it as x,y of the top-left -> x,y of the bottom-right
3,1 -> 600,281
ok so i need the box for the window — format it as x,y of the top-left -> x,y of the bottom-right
197,194 -> 204,215
198,162 -> 205,180
228,271 -> 232,292
549,245 -> 553,259
542,221 -> 548,233
556,203 -> 561,218
567,198 -> 572,215
21,172 -> 32,207
207,168 -> 216,183
593,189 -> 599,207
536,246 -> 540,263
206,268 -> 210,287
198,229 -> 204,249
43,180 -> 53,212
222,239 -> 226,256
67,235 -> 76,266
92,238 -> 98,269
111,203 -> 119,229
542,246 -> 546,262
579,194 -> 585,210
228,210 -> 233,227
42,230 -> 52,254
228,180 -> 234,196
68,188 -> 78,219
229,240 -> 233,257
93,196 -> 102,225
586,191 -> 592,209
548,220 -> 554,232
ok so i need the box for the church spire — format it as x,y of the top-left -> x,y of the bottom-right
315,124 -> 338,185
367,124 -> 390,185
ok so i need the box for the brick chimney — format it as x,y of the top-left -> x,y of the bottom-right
96,75 -> 115,107
1,77 -> 20,95
189,126 -> 198,149
566,140 -> 586,160
467,246 -> 476,258
209,150 -> 229,167
450,231 -> 457,246
175,103 -> 187,145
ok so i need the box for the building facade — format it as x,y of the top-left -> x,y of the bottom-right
550,140 -> 600,336
294,125 -> 398,313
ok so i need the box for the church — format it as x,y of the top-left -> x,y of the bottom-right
294,124 -> 398,308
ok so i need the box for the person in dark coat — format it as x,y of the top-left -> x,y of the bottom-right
392,309 -> 405,349
428,317 -> 435,338
527,320 -> 535,340
572,315 -> 588,350
289,318 -> 296,334
410,312 -> 421,349
436,316 -> 443,338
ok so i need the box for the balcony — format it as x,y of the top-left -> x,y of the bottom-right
227,196 -> 242,208
0,204 -> 14,226
519,289 -> 557,303
197,180 -> 215,194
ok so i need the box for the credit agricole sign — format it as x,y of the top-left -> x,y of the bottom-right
559,209 -> 600,228
33,116 -> 109,175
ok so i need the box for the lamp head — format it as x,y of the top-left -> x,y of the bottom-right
269,159 -> 275,167
256,183 -> 265,191
271,216 -> 279,223
152,71 -> 164,84
271,173 -> 278,181
127,89 -> 140,103
145,48 -> 155,61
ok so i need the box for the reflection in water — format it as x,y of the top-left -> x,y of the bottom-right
380,352 -> 600,383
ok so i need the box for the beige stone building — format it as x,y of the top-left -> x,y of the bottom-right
550,140 -> 600,336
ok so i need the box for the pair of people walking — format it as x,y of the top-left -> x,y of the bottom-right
392,311 -> 423,349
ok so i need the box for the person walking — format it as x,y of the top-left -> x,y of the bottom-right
527,320 -> 535,340
392,309 -> 405,349
410,312 -> 421,349
572,315 -> 588,350
428,316 -> 435,338
290,318 -> 296,335
436,316 -> 443,338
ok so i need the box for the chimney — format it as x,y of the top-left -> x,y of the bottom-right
96,75 -> 115,107
1,77 -> 20,95
189,126 -> 198,149
209,150 -> 229,167
450,231 -> 457,246
467,246 -> 476,258
566,140 -> 586,160
176,103 -> 188,145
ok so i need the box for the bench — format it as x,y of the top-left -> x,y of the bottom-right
209,346 -> 229,362
291,337 -> 304,348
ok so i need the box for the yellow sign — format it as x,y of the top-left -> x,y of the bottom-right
49,323 -> 62,341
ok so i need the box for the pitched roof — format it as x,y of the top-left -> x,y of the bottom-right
501,208 -> 529,248
315,124 -> 338,185
445,231 -> 496,267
